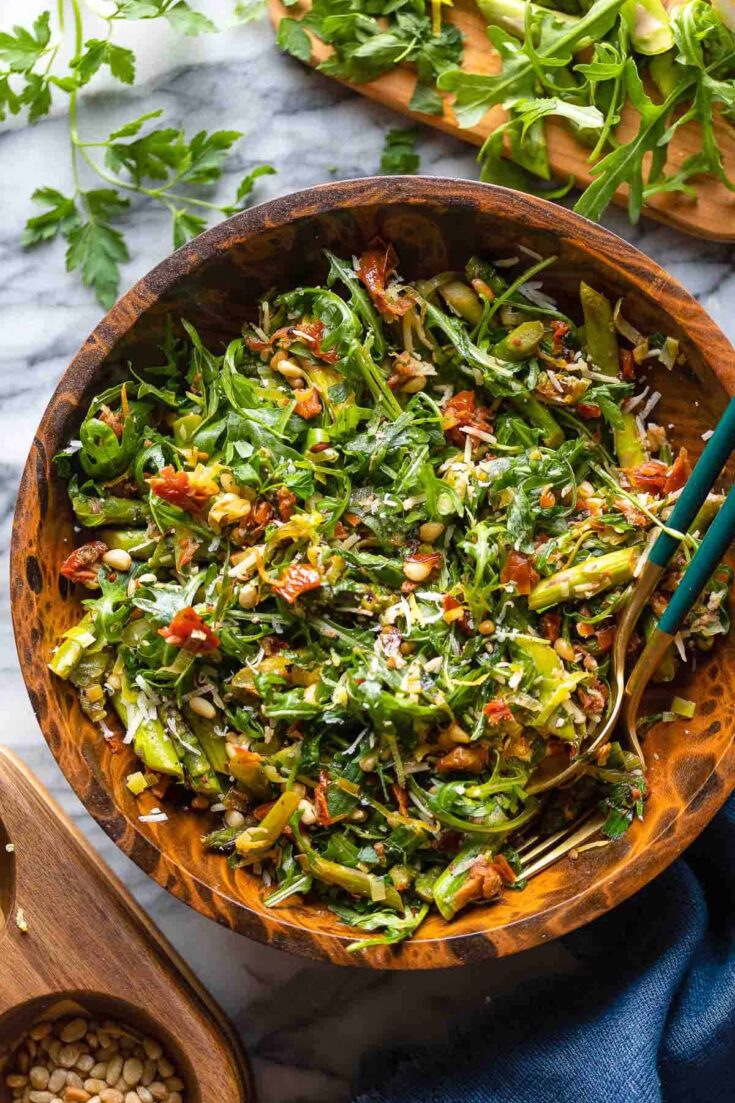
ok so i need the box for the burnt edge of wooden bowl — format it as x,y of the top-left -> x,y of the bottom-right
11,177 -> 735,968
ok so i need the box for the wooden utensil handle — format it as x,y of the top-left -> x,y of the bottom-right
0,748 -> 253,1101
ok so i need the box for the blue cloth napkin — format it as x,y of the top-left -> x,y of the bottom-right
356,796 -> 735,1103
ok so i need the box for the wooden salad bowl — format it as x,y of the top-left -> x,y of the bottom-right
11,177 -> 735,969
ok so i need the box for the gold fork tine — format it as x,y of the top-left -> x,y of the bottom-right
520,811 -> 607,881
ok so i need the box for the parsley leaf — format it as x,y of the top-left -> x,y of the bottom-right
22,188 -> 81,247
380,127 -> 421,175
65,190 -> 131,309
277,17 -> 313,62
72,39 -> 136,86
0,11 -> 51,73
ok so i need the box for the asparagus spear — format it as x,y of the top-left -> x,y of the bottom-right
580,283 -> 646,466
186,710 -> 230,775
492,321 -> 545,362
48,613 -> 96,679
164,708 -> 222,796
614,412 -> 647,469
70,486 -> 149,528
99,528 -> 156,560
511,394 -> 565,448
580,282 -> 618,376
295,833 -> 405,911
113,674 -> 183,779
528,547 -> 640,611
235,790 -> 302,864
439,280 -> 484,326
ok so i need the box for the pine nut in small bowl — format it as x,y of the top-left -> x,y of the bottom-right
0,749 -> 251,1102
11,177 -> 735,968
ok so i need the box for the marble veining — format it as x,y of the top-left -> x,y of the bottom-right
1,3 -> 733,1099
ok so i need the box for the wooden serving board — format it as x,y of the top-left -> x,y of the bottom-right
0,747 -> 253,1099
268,0 -> 735,241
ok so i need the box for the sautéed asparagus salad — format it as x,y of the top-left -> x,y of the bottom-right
50,243 -> 731,951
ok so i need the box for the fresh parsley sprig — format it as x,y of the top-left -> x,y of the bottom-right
2,1 -> 275,308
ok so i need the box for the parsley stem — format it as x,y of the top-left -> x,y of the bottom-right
68,0 -> 84,194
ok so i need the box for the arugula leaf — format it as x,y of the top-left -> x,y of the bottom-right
408,80 -> 444,115
380,127 -> 421,175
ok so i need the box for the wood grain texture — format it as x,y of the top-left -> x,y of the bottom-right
0,748 -> 253,1100
268,0 -> 735,241
10,177 -> 735,968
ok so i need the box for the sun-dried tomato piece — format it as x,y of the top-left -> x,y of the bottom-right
619,348 -> 636,381
159,606 -> 220,653
234,499 -> 275,545
60,540 -> 108,585
576,402 -> 602,420
453,857 -> 503,911
177,535 -> 201,568
539,486 -> 556,509
293,319 -> 340,364
596,623 -> 616,653
294,387 -> 322,420
500,550 -> 540,596
442,593 -> 472,633
391,782 -> 409,817
314,771 -> 333,826
442,390 -> 494,447
436,743 -> 489,774
663,447 -> 691,495
355,239 -> 413,321
539,611 -> 561,643
483,699 -> 514,726
276,486 -> 297,521
625,459 -> 669,495
273,564 -> 321,604
149,466 -> 211,513
551,320 -> 570,353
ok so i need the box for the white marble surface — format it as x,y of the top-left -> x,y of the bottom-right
1,3 -> 734,1100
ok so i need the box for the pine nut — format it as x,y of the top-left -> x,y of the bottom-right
238,582 -> 259,609
298,799 -> 317,825
30,1069 -> 49,1090
30,1025 -> 52,1042
60,1021 -> 87,1045
64,1091 -> 91,1102
418,521 -> 445,543
29,1092 -> 53,1103
224,809 -> 245,828
48,1071 -> 67,1093
164,1080 -> 183,1093
188,696 -> 215,719
122,1061 -> 142,1088
147,1085 -> 167,1100
125,1095 -> 140,1103
59,1048 -> 80,1070
76,1057 -> 94,1074
554,637 -> 576,662
66,1074 -> 83,1089
90,1067 -> 107,1080
6,1076 -> 28,1089
83,1084 -> 106,1096
478,619 -> 495,636
102,550 -> 132,572
100,1091 -> 123,1103
141,1041 -> 161,1063
403,559 -> 433,582
137,1088 -> 153,1103
105,1057 -> 123,1088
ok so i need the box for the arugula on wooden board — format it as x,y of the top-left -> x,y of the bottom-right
276,0 -> 735,224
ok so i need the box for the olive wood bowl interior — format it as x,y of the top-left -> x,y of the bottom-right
11,177 -> 735,969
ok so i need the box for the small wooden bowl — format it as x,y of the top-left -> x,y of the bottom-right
0,747 -> 252,1099
11,177 -> 735,969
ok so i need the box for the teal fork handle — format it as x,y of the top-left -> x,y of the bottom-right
658,481 -> 735,636
649,395 -> 735,569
